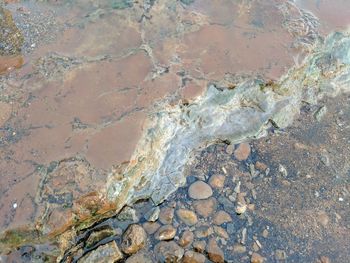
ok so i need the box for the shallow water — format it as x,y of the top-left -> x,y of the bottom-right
0,0 -> 349,262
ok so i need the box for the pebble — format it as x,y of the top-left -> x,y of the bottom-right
207,238 -> 225,263
213,211 -> 232,225
233,244 -> 246,254
78,241 -> 123,263
262,229 -> 269,238
213,226 -> 229,239
318,256 -> 331,263
154,241 -> 184,262
143,222 -> 161,235
125,251 -> 153,263
251,252 -> 265,263
176,209 -> 198,226
143,206 -> 160,222
159,207 -> 175,225
188,181 -> 213,200
235,204 -> 247,215
193,197 -> 217,218
85,228 -> 117,248
317,211 -> 329,227
155,225 -> 176,241
193,241 -> 206,253
121,224 -> 147,255
275,249 -> 287,260
217,196 -> 235,211
195,226 -> 213,239
208,174 -> 226,189
255,161 -> 267,171
226,144 -> 234,154
183,251 -> 206,263
179,230 -> 194,247
234,143 -> 251,161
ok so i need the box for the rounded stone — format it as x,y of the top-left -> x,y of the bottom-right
143,221 -> 161,235
121,224 -> 147,255
154,241 -> 184,263
213,211 -> 232,225
176,209 -> 198,226
183,251 -> 206,263
213,226 -> 229,239
155,225 -> 176,241
179,230 -> 194,247
234,143 -> 251,161
188,181 -> 213,200
251,252 -> 265,263
78,241 -> 123,263
158,207 -> 175,225
207,238 -> 225,263
193,197 -> 217,218
125,251 -> 153,263
208,174 -> 226,189
193,241 -> 206,253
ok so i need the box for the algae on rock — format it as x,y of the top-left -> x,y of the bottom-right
0,7 -> 24,56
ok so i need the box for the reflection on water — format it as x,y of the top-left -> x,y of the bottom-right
0,0 -> 349,261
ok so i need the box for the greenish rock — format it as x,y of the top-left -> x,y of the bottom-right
78,241 -> 123,263
85,228 -> 116,248
180,0 -> 195,5
111,0 -> 133,9
107,30 -> 350,212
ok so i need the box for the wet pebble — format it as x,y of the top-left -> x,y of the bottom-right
78,241 -> 123,263
121,224 -> 147,255
193,197 -> 217,218
251,252 -> 265,263
188,181 -> 213,200
255,161 -> 267,171
159,207 -> 175,225
275,249 -> 287,260
207,238 -> 225,263
208,174 -> 226,189
226,144 -> 234,154
213,226 -> 229,239
234,143 -> 251,161
176,209 -> 198,226
213,211 -> 232,225
262,229 -> 269,238
235,203 -> 247,215
125,251 -> 153,263
195,226 -> 213,238
155,225 -> 176,241
183,251 -> 206,263
143,206 -> 160,222
233,243 -> 246,254
143,222 -> 161,235
154,241 -> 184,263
179,230 -> 194,247
317,256 -> 331,263
193,241 -> 206,253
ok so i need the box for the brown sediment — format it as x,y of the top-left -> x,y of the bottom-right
0,55 -> 24,75
297,0 -> 350,33
0,0 -> 348,256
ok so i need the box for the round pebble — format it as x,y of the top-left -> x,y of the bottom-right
188,181 -> 213,200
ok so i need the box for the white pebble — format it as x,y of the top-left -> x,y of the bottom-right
13,203 -> 17,209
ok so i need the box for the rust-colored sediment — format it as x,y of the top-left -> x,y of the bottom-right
0,0 -> 348,253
